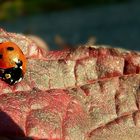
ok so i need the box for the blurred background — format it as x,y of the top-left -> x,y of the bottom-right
0,0 -> 140,50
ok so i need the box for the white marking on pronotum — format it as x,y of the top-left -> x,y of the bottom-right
5,73 -> 11,79
14,80 -> 18,84
20,66 -> 22,69
14,77 -> 22,84
18,77 -> 22,83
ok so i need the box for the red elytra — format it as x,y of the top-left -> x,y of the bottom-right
0,41 -> 26,75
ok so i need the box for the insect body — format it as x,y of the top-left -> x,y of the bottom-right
0,41 -> 26,85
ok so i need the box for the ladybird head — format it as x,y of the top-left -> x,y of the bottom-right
0,60 -> 23,85
2,67 -> 23,85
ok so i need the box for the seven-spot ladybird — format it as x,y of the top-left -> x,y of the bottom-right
0,41 -> 26,85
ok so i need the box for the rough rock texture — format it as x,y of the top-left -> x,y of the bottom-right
0,29 -> 140,140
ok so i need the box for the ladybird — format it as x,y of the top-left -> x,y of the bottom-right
0,41 -> 26,85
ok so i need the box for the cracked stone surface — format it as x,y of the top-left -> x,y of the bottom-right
0,29 -> 140,140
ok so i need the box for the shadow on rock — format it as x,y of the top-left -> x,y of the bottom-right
0,110 -> 32,140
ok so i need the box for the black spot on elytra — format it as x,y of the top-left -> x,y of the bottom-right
0,54 -> 2,59
7,47 -> 14,51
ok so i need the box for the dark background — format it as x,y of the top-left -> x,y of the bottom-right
0,0 -> 140,50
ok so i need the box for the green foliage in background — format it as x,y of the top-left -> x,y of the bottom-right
0,0 -> 131,20
0,0 -> 23,20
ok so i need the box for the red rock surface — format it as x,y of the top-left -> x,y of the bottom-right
0,29 -> 140,140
